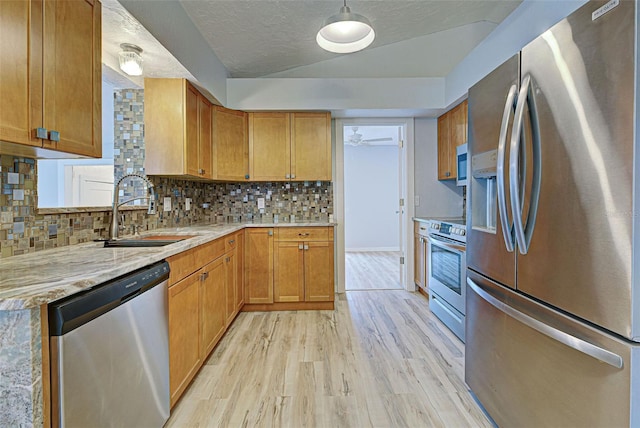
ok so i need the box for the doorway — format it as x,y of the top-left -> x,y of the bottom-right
340,122 -> 409,291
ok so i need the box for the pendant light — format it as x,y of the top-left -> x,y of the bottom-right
316,0 -> 375,54
118,43 -> 144,76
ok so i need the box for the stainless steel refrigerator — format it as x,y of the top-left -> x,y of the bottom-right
466,0 -> 640,426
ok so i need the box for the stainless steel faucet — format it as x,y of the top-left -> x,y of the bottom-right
109,173 -> 157,240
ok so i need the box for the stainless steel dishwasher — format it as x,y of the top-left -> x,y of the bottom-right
49,261 -> 170,427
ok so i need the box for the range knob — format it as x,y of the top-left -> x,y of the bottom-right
460,229 -> 466,236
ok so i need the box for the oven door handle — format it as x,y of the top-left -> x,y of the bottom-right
427,235 -> 466,253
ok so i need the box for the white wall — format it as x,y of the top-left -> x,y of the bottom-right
414,118 -> 463,217
38,81 -> 116,207
344,144 -> 399,251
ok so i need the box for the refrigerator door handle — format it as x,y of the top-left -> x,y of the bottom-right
467,278 -> 624,369
497,84 -> 518,253
509,74 -> 541,255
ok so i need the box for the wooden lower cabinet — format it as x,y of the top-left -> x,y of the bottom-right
200,258 -> 226,359
304,241 -> 334,302
235,231 -> 245,311
244,228 -> 274,304
168,272 -> 201,407
224,250 -> 237,326
274,241 -> 305,302
414,222 -> 429,293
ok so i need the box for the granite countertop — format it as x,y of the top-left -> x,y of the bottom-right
0,222 -> 335,311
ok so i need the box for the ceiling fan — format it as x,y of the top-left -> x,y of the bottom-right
344,127 -> 393,146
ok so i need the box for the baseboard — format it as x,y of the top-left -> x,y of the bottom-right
345,247 -> 400,252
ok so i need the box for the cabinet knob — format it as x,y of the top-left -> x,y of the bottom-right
285,174 -> 291,179
200,272 -> 209,281
245,174 -> 250,179
299,244 -> 304,250
229,239 -> 235,244
445,171 -> 451,177
198,168 -> 205,175
291,174 -> 296,179
49,130 -> 60,142
35,127 -> 48,139
304,245 -> 309,251
268,230 -> 273,236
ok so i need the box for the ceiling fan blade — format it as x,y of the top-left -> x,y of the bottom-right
362,137 -> 393,142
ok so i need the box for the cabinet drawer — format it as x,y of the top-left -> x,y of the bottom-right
224,233 -> 239,252
276,227 -> 330,242
168,238 -> 225,284
414,221 -> 429,237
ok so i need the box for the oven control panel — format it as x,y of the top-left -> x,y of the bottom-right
429,220 -> 467,243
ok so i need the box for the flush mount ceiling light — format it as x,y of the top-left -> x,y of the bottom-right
316,0 -> 375,54
119,43 -> 143,76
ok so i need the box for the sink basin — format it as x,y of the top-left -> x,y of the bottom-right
103,235 -> 196,248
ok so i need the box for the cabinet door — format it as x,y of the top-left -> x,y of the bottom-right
437,112 -> 452,180
244,228 -> 274,304
291,112 -> 331,181
215,106 -> 248,180
198,94 -> 213,179
274,241 -> 304,302
249,112 -> 290,181
0,0 -> 42,147
185,83 -> 199,177
224,251 -> 237,326
448,100 -> 468,179
304,241 -> 334,302
235,231 -> 245,310
168,271 -> 201,407
42,0 -> 101,157
200,257 -> 226,359
414,234 -> 426,289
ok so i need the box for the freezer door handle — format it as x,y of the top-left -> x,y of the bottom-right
497,84 -> 518,253
468,278 -> 624,369
509,74 -> 542,255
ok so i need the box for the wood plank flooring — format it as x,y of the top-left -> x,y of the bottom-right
166,290 -> 492,427
345,251 -> 402,290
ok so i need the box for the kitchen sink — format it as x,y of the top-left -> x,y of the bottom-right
103,235 -> 196,248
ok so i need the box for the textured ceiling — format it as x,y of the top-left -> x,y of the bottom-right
179,0 -> 522,78
101,0 -> 195,88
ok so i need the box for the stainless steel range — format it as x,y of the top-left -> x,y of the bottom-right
426,218 -> 466,342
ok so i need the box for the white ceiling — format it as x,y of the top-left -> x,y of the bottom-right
178,0 -> 522,78
102,0 -> 522,87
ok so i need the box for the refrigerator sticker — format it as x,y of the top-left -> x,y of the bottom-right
592,0 -> 619,21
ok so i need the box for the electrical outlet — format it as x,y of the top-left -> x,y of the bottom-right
185,198 -> 192,211
257,198 -> 265,209
163,197 -> 172,211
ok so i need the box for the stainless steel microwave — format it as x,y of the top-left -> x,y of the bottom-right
456,143 -> 468,186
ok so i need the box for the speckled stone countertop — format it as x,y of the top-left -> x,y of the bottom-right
0,222 -> 334,311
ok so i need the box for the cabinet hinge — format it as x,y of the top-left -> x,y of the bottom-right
399,198 -> 404,207
399,139 -> 404,149
400,256 -> 405,265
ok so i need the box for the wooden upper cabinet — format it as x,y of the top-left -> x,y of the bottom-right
213,106 -> 248,181
291,112 -> 331,181
249,111 -> 331,182
249,112 -> 290,181
437,99 -> 467,181
0,0 -> 102,158
0,0 -> 41,148
144,78 -> 213,180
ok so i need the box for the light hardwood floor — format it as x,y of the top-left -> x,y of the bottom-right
345,251 -> 402,290
166,290 -> 491,427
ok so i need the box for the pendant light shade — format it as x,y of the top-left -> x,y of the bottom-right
317,2 -> 375,54
119,43 -> 144,76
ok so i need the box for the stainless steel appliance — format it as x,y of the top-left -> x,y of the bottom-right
466,0 -> 640,426
49,261 -> 170,427
427,218 -> 466,341
455,143 -> 468,186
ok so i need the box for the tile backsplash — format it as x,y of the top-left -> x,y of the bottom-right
0,155 -> 333,259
